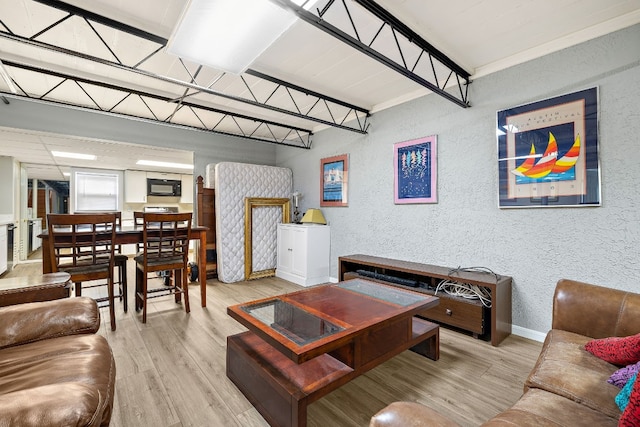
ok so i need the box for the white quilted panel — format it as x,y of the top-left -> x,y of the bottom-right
205,163 -> 216,188
215,162 -> 292,283
252,206 -> 280,272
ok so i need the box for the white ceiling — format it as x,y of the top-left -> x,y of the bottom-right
0,127 -> 193,181
1,0 -> 639,181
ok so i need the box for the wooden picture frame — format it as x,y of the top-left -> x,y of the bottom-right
244,197 -> 290,280
320,154 -> 348,207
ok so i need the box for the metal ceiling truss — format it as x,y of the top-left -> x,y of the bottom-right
1,60 -> 314,148
0,0 -> 373,150
34,0 -> 370,133
273,0 -> 472,108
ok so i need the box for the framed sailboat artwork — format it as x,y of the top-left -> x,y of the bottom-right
497,87 -> 600,208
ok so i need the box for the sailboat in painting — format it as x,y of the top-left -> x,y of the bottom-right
511,132 -> 581,179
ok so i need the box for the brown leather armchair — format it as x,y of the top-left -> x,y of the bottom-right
0,297 -> 116,426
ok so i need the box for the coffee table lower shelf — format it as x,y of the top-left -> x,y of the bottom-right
227,317 -> 439,427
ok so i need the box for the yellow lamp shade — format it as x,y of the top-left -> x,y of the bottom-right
300,208 -> 326,225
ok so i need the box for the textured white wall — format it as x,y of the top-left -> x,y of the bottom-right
277,24 -> 640,334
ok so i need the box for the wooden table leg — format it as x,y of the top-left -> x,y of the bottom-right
198,230 -> 207,307
410,326 -> 440,360
41,235 -> 52,273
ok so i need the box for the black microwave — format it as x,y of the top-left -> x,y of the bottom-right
147,178 -> 182,197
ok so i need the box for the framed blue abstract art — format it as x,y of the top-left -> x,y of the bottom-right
394,135 -> 437,204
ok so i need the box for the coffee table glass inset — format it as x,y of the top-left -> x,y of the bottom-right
337,278 -> 427,306
241,299 -> 344,346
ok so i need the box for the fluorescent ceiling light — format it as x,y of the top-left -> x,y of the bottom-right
0,59 -> 17,94
52,150 -> 97,160
168,0 -> 318,75
136,160 -> 194,170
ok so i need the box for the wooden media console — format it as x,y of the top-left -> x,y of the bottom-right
339,254 -> 512,346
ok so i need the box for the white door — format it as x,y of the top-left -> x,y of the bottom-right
0,225 -> 7,275
277,225 -> 294,271
290,227 -> 307,277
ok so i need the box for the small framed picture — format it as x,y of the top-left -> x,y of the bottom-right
394,136 -> 437,204
320,154 -> 348,207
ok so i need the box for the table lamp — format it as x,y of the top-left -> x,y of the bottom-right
292,191 -> 302,223
300,208 -> 326,225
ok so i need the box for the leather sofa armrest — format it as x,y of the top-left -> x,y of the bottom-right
0,383 -> 105,427
0,297 -> 100,349
370,402 -> 461,427
552,279 -> 640,338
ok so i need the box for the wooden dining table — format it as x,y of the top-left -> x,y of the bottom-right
39,225 -> 209,307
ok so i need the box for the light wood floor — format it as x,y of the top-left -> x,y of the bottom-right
4,262 -> 543,427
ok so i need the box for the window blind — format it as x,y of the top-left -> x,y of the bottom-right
75,171 -> 119,211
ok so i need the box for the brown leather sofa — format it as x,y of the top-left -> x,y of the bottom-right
0,297 -> 116,426
370,279 -> 640,426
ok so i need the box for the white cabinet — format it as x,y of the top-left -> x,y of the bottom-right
124,170 -> 147,203
0,225 -> 7,275
31,219 -> 42,251
180,174 -> 194,204
0,157 -> 17,222
276,224 -> 330,287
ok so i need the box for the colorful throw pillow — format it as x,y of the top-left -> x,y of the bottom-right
617,373 -> 637,411
619,373 -> 640,426
609,362 -> 640,388
584,333 -> 640,365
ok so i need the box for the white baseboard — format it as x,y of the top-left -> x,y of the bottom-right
511,325 -> 546,342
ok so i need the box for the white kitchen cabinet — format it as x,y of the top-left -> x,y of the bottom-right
0,225 -> 7,275
0,157 -> 17,222
124,170 -> 147,203
180,174 -> 194,204
276,224 -> 330,287
146,172 -> 181,180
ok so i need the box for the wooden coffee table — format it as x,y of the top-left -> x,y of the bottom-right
0,272 -> 71,307
227,278 -> 440,427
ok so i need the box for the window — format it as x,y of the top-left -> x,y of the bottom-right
73,169 -> 123,212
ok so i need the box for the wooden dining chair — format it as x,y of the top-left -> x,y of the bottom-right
134,212 -> 192,323
133,211 -> 144,253
46,213 -> 118,331
95,211 -> 128,313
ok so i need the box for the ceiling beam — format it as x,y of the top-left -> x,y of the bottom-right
1,60 -> 314,149
21,0 -> 370,134
271,0 -> 472,108
33,0 -> 167,44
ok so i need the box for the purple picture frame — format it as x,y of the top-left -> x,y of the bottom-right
394,135 -> 437,204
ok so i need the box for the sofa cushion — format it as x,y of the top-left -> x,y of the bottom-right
525,329 -> 621,418
620,373 -> 640,426
584,332 -> 640,365
0,333 -> 115,426
609,362 -> 640,388
481,388 -> 618,426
